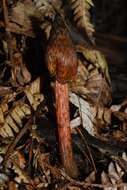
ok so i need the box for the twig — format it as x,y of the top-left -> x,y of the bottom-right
60,170 -> 127,189
76,127 -> 97,173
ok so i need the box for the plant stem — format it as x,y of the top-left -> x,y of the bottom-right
55,80 -> 79,178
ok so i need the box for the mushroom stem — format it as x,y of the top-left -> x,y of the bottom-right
55,80 -> 79,178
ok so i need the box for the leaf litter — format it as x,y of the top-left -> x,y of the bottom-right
0,0 -> 127,189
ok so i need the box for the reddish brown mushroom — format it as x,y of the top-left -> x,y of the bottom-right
46,19 -> 79,178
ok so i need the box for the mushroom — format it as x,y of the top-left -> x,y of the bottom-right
46,18 -> 79,178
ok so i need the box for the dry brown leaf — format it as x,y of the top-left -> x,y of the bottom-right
40,21 -> 52,39
11,51 -> 31,85
20,63 -> 31,83
0,86 -> 12,97
9,2 -> 36,37
108,162 -> 121,184
85,171 -> 96,184
71,45 -> 111,106
104,108 -> 111,124
0,107 -> 5,124
101,161 -> 125,190
122,152 -> 127,162
11,151 -> 26,170
67,186 -> 81,190
101,171 -> 114,190
112,130 -> 125,141
12,164 -> 30,184
76,45 -> 111,84
25,78 -> 44,110
2,92 -> 17,104
114,111 -> 127,121
8,181 -> 18,190
71,71 -> 111,106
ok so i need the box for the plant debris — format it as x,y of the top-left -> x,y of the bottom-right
0,0 -> 127,189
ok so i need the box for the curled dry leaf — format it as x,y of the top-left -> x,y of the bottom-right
112,154 -> 127,172
20,62 -> 31,84
11,50 -> 31,86
101,171 -> 114,190
86,73 -> 111,105
70,45 -> 112,106
24,78 -> 44,110
40,21 -> 52,39
93,106 -> 111,128
101,161 -> 125,190
108,162 -> 122,184
76,45 -> 111,84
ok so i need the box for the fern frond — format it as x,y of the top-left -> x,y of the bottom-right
70,0 -> 94,40
0,78 -> 45,138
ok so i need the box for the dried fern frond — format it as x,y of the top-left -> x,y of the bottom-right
0,103 -> 31,138
70,0 -> 94,40
0,78 -> 45,138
